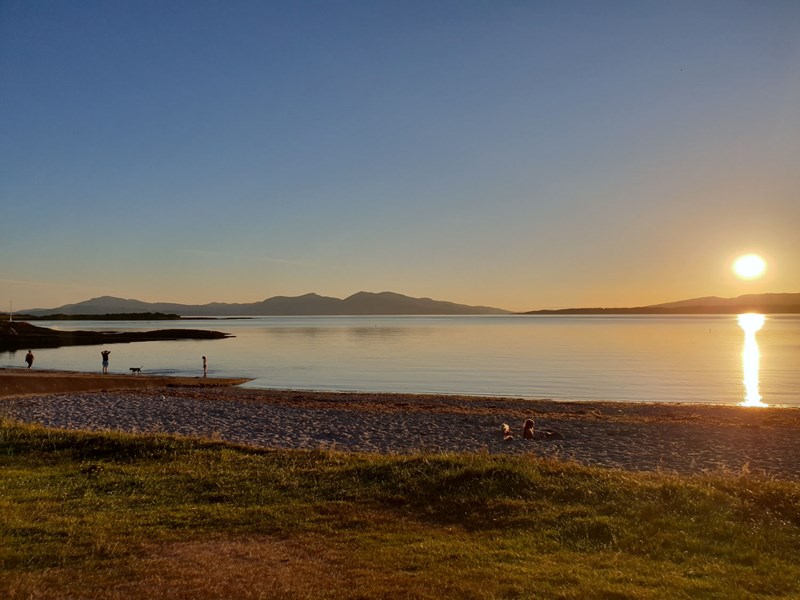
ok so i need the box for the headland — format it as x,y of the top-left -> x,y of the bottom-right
0,320 -> 231,351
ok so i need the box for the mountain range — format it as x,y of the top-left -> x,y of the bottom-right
20,292 -> 510,317
15,291 -> 800,318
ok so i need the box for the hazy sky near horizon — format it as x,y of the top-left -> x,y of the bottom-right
2,1 -> 799,312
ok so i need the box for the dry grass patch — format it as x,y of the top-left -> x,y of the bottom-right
110,535 -> 361,600
2,532 -> 456,600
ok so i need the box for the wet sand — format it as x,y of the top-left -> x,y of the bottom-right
1,369 -> 799,480
0,367 -> 250,396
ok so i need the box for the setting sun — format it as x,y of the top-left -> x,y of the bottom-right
733,254 -> 767,279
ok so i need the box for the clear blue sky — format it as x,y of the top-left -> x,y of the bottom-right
2,1 -> 799,311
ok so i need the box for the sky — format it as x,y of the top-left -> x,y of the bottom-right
1,1 -> 799,312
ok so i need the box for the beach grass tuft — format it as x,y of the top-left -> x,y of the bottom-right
2,419 -> 799,599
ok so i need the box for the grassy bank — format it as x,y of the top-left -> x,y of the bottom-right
1,420 -> 799,599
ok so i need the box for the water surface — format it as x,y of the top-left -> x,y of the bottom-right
3,315 -> 798,406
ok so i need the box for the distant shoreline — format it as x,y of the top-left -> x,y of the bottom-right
3,314 -> 254,321
520,305 -> 800,315
6,312 -> 182,321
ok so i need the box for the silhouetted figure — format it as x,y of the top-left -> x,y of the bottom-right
101,350 -> 111,374
523,419 -> 535,439
25,350 -> 34,369
202,356 -> 208,377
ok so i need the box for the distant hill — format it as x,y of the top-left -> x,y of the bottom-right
21,292 -> 510,317
650,293 -> 800,309
523,293 -> 800,315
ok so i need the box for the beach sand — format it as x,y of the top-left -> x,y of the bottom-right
2,368 -> 799,480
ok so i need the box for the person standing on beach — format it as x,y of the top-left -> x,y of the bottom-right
25,350 -> 34,368
202,356 -> 207,377
101,350 -> 111,374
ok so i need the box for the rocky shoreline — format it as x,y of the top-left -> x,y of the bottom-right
0,320 -> 231,350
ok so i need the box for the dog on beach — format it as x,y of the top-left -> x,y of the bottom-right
501,423 -> 514,441
523,418 -> 535,440
129,366 -> 143,375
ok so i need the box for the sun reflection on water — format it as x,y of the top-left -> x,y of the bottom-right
737,313 -> 766,407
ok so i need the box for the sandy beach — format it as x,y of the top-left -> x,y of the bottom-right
1,368 -> 799,480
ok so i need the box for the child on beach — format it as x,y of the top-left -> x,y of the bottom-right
101,350 -> 111,374
25,350 -> 34,368
202,356 -> 207,377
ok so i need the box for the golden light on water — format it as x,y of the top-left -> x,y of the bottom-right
732,253 -> 766,279
737,313 -> 766,407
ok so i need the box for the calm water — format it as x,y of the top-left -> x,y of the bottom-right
3,315 -> 798,406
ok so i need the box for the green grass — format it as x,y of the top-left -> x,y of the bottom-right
1,419 -> 799,599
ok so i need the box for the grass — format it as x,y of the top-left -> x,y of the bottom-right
1,419 -> 799,599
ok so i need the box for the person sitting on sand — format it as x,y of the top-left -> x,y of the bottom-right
523,418 -> 535,439
25,350 -> 34,368
101,350 -> 111,374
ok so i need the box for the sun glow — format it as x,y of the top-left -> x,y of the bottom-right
732,254 -> 766,279
737,313 -> 766,407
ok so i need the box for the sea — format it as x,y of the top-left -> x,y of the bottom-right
2,315 -> 798,407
